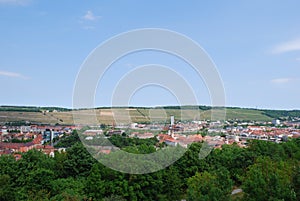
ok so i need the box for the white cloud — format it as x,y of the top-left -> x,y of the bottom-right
82,10 -> 100,21
270,78 -> 293,84
0,0 -> 30,5
0,70 -> 29,79
272,38 -> 300,54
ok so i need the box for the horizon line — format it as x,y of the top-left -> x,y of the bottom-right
0,104 -> 300,111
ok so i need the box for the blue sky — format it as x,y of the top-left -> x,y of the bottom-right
1,0 -> 300,109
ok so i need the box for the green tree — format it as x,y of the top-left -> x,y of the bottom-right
0,174 -> 15,201
50,177 -> 86,201
14,149 -> 55,200
247,140 -> 286,161
242,156 -> 296,201
63,142 -> 96,178
161,166 -> 183,200
85,163 -> 105,200
174,143 -> 205,181
0,154 -> 18,180
206,144 -> 255,184
292,162 -> 300,199
54,130 -> 80,148
28,168 -> 55,192
53,151 -> 67,178
187,168 -> 233,201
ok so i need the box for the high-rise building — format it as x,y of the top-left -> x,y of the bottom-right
43,129 -> 54,143
170,115 -> 175,126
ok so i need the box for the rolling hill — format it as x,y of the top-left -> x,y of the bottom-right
0,105 -> 299,125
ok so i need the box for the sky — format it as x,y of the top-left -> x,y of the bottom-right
1,0 -> 300,110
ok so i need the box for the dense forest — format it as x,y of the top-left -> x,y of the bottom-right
2,131 -> 300,200
262,109 -> 300,119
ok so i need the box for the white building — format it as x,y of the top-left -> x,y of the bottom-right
272,119 -> 281,126
170,116 -> 175,126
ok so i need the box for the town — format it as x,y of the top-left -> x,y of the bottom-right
0,124 -> 77,158
1,115 -> 300,158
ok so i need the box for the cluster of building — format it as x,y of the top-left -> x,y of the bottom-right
224,125 -> 300,142
82,116 -> 300,154
0,125 -> 76,159
2,115 -> 300,157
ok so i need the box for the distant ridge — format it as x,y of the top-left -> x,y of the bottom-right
0,105 -> 71,112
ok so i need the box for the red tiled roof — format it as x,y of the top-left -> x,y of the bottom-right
99,149 -> 111,154
33,135 -> 43,144
165,138 -> 178,143
0,142 -> 34,149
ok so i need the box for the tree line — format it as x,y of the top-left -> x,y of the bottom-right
1,130 -> 300,200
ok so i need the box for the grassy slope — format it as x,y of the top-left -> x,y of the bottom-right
0,106 -> 277,125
